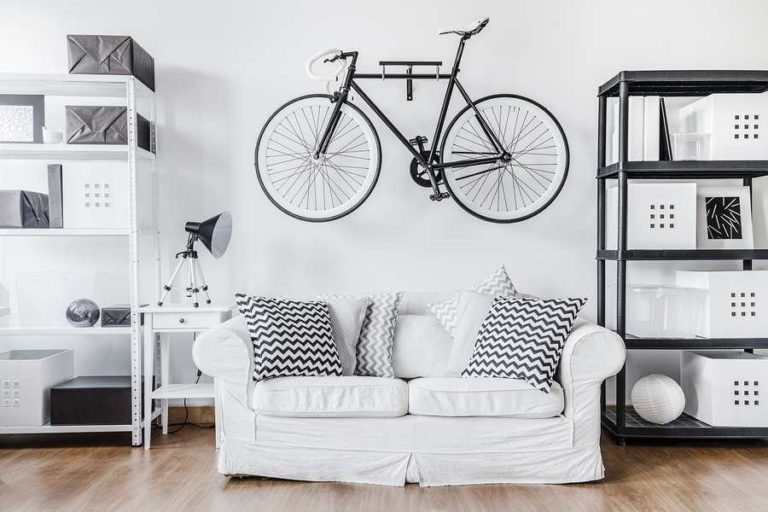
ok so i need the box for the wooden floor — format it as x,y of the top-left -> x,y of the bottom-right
1,428 -> 768,512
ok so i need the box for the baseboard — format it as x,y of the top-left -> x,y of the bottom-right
168,405 -> 215,424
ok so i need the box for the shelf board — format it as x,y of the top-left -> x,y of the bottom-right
624,335 -> 768,350
0,325 -> 131,336
0,143 -> 154,162
0,228 -> 130,237
0,423 -> 132,435
602,410 -> 768,439
597,249 -> 768,260
598,70 -> 768,97
151,383 -> 214,400
597,160 -> 768,179
0,73 -> 152,98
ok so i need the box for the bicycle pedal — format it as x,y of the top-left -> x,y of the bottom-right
409,135 -> 428,146
429,192 -> 450,201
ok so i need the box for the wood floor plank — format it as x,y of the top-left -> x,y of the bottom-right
1,429 -> 768,512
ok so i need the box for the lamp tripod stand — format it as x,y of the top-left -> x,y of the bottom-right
158,233 -> 212,308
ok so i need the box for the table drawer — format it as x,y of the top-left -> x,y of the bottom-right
151,310 -> 231,329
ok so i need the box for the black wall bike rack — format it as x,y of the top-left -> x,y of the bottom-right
378,61 -> 443,100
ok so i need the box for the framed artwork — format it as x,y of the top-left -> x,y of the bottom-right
0,94 -> 45,143
696,186 -> 753,249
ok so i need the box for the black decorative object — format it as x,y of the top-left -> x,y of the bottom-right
0,190 -> 49,228
67,35 -> 155,91
255,17 -> 569,223
47,164 -> 63,228
65,298 -> 100,327
706,196 -> 743,239
596,69 -> 768,443
101,304 -> 132,327
50,376 -> 132,425
0,94 -> 44,143
158,212 -> 232,307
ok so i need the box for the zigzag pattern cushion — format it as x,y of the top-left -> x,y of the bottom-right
322,292 -> 403,377
429,266 -> 517,337
235,294 -> 342,381
462,296 -> 586,391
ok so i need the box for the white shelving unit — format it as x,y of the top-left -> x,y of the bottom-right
0,73 -> 160,446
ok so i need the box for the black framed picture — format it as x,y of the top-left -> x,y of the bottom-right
0,94 -> 45,143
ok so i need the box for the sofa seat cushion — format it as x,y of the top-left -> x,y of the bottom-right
408,377 -> 564,418
253,376 -> 408,418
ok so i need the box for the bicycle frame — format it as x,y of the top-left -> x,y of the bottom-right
314,37 -> 510,187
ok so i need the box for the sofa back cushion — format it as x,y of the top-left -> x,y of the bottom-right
393,314 -> 452,378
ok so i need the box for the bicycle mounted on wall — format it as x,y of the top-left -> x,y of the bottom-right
255,17 -> 570,223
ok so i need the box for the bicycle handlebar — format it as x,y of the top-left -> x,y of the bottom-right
306,48 -> 345,81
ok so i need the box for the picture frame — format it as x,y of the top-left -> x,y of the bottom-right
696,186 -> 753,249
0,94 -> 45,143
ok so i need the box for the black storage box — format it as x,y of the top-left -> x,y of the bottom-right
101,305 -> 131,327
50,376 -> 132,425
67,35 -> 155,91
0,190 -> 49,228
66,106 -> 153,152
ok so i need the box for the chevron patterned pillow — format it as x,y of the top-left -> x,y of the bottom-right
428,266 -> 517,338
462,296 -> 586,392
235,294 -> 342,381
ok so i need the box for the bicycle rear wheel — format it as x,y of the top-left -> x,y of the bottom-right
255,94 -> 382,222
440,94 -> 569,223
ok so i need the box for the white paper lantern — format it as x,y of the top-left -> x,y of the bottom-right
631,374 -> 685,425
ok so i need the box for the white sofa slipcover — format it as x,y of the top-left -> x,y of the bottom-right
408,377 -> 564,418
192,293 -> 625,487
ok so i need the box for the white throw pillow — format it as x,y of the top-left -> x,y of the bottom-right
442,291 -> 495,377
428,266 -> 517,337
392,315 -> 453,378
318,296 -> 370,376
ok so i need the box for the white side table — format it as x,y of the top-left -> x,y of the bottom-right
141,304 -> 233,449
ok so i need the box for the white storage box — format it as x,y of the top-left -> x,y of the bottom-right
607,183 -> 697,250
0,349 -> 74,426
676,270 -> 768,338
681,351 -> 768,427
62,164 -> 129,229
678,93 -> 768,160
627,285 -> 706,338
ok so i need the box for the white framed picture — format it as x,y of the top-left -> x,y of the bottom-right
696,186 -> 753,249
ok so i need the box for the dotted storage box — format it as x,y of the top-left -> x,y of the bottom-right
607,183 -> 697,250
681,351 -> 768,427
676,270 -> 768,338
0,350 -> 74,426
679,93 -> 768,160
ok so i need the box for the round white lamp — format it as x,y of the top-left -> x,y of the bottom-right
631,374 -> 685,425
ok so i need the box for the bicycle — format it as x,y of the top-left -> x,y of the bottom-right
254,17 -> 569,223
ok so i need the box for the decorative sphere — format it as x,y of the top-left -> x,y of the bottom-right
66,299 -> 100,327
631,374 -> 685,425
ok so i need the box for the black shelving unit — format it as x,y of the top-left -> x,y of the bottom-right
597,70 -> 768,443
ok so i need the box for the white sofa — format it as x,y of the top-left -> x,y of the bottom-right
192,292 -> 625,487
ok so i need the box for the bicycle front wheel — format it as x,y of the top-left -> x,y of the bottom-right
255,94 -> 382,222
440,94 -> 569,223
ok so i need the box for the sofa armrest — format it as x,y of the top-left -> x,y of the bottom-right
192,315 -> 254,406
557,319 -> 625,421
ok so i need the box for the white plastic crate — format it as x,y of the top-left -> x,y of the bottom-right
627,285 -> 706,338
0,349 -> 74,426
678,93 -> 768,160
681,351 -> 768,427
607,183 -> 697,250
62,164 -> 129,229
676,270 -> 768,338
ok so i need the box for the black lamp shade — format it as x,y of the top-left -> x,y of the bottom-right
185,212 -> 232,258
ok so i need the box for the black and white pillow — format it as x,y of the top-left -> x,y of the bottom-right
235,294 -> 342,381
462,296 -> 586,391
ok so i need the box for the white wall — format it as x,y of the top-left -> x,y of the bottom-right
2,0 -> 768,401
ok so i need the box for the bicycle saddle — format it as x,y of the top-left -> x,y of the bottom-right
438,17 -> 489,37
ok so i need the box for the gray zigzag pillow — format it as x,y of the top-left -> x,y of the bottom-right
324,292 -> 403,378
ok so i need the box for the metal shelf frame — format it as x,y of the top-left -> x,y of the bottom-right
0,74 -> 160,446
596,70 -> 768,443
